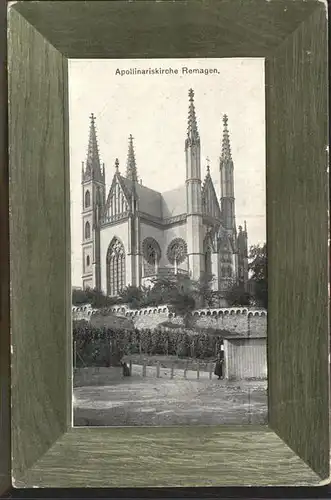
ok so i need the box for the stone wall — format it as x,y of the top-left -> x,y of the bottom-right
72,304 -> 267,337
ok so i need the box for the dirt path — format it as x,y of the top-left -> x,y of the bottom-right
73,376 -> 267,427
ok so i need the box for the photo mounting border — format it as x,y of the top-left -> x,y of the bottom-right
0,0 -> 329,493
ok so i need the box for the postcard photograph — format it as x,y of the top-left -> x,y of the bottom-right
70,58 -> 267,427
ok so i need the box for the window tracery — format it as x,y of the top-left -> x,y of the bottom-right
167,238 -> 187,265
203,235 -> 212,276
204,248 -> 212,276
106,237 -> 125,296
142,237 -> 161,276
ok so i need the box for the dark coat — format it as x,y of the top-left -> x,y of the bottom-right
214,360 -> 223,377
122,362 -> 131,377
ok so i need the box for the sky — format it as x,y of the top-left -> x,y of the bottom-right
69,58 -> 266,287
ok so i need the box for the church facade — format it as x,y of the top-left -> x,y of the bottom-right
81,89 -> 248,297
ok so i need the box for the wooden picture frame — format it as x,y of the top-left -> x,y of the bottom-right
0,0 -> 329,493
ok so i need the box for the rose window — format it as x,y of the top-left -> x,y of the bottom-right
167,238 -> 187,265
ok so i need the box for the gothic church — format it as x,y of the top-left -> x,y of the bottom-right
81,89 -> 248,298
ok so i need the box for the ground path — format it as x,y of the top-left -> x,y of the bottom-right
74,366 -> 267,426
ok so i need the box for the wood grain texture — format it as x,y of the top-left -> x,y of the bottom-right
15,427 -> 322,488
6,0 -> 329,488
14,0 -> 318,59
8,7 -> 70,482
266,4 -> 329,480
0,0 -> 10,496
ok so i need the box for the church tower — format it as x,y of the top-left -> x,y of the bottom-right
219,114 -> 238,292
126,134 -> 141,286
220,114 -> 236,232
185,89 -> 204,280
81,113 -> 106,291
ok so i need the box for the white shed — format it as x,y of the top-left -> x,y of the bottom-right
224,336 -> 267,380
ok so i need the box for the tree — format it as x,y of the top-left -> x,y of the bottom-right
119,285 -> 144,309
249,243 -> 267,308
225,281 -> 251,306
191,273 -> 218,308
150,274 -> 196,328
168,291 -> 196,328
72,287 -> 117,308
72,288 -> 89,306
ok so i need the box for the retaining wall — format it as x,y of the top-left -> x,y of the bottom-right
72,305 -> 267,337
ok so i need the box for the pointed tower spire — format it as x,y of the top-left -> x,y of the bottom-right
185,89 -> 200,149
221,114 -> 232,161
115,158 -> 120,173
185,89 -> 203,281
81,114 -> 105,293
83,113 -> 103,182
126,134 -> 138,182
220,114 -> 235,231
206,156 -> 211,175
203,158 -> 211,187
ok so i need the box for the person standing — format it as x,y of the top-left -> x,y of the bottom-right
121,360 -> 131,377
214,353 -> 223,380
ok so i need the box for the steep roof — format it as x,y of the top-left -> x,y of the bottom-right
161,185 -> 187,217
202,169 -> 222,220
119,176 -> 163,218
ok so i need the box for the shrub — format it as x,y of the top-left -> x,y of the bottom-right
72,324 -> 225,367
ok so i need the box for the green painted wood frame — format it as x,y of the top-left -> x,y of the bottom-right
0,0 -> 329,492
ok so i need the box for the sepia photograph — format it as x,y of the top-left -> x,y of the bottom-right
70,58 -> 267,427
5,1 -> 328,489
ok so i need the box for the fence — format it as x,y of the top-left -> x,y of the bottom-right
73,358 -> 223,384
125,359 -> 218,380
73,326 -> 267,381
73,341 -> 225,379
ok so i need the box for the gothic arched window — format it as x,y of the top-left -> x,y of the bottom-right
204,248 -> 212,276
223,265 -> 232,278
85,221 -> 91,240
167,238 -> 187,273
142,237 -> 161,277
106,237 -> 125,296
85,190 -> 91,208
203,235 -> 213,277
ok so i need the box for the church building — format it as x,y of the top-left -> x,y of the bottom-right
81,89 -> 248,297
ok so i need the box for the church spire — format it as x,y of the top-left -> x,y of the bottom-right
206,156 -> 211,175
126,134 -> 138,182
220,114 -> 235,230
185,89 -> 200,149
203,157 -> 211,186
185,89 -> 203,281
221,114 -> 232,161
83,113 -> 103,182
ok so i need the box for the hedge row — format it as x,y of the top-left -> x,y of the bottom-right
73,323 -> 224,367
